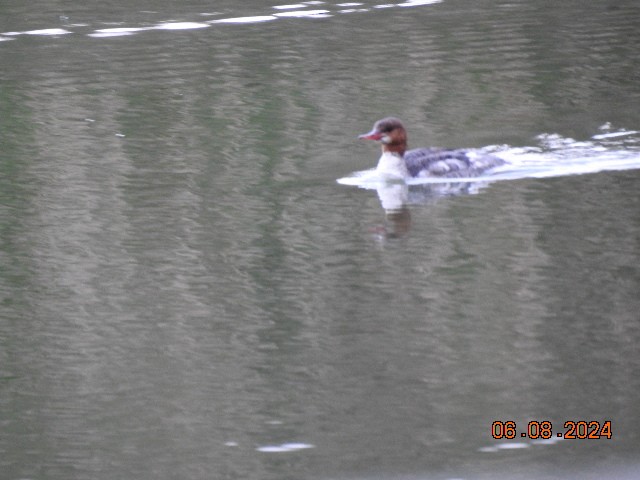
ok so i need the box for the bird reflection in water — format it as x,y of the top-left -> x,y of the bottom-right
369,179 -> 491,241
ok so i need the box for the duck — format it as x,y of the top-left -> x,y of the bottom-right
358,117 -> 505,179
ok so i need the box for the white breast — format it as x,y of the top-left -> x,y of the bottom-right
376,152 -> 410,179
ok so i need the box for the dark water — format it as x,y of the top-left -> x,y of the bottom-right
1,1 -> 640,479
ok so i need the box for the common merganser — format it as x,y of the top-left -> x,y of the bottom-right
359,117 -> 505,179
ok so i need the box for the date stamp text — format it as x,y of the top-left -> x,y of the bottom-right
492,420 -> 612,440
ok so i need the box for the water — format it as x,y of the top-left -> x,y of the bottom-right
1,1 -> 640,479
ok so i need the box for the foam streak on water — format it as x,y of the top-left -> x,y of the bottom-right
0,0 -> 444,40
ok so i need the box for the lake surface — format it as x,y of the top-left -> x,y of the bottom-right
1,1 -> 640,479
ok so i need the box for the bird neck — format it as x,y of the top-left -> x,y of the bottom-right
382,143 -> 406,157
